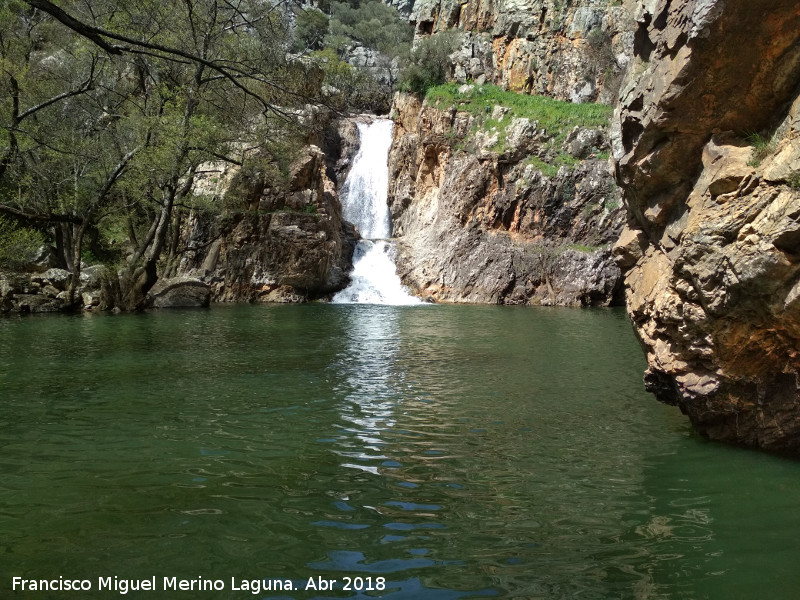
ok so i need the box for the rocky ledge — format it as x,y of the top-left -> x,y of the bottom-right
613,0 -> 800,454
388,90 -> 625,305
176,141 -> 358,303
411,0 -> 635,104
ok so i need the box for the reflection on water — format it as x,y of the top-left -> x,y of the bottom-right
1,305 -> 800,599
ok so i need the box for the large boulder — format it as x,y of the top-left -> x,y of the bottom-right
147,277 -> 211,308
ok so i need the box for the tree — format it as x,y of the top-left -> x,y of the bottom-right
1,0 -> 313,308
398,30 -> 462,94
294,9 -> 329,52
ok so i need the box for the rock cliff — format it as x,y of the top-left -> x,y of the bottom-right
176,139 -> 358,303
613,0 -> 800,454
411,0 -> 635,103
388,90 -> 625,305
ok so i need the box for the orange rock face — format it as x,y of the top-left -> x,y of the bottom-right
613,0 -> 800,455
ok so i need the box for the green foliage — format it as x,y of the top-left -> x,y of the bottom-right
294,9 -> 329,51
567,243 -> 602,253
523,154 -> 580,177
526,156 -> 559,178
427,83 -> 612,174
310,48 -> 389,111
327,0 -> 412,57
426,83 -> 613,134
746,132 -> 777,167
0,0 -> 314,297
398,31 -> 462,94
0,217 -> 44,270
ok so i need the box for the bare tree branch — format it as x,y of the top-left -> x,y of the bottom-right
23,0 -> 298,120
0,203 -> 83,225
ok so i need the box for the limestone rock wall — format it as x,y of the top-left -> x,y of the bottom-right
411,0 -> 635,103
388,93 -> 625,305
612,0 -> 800,454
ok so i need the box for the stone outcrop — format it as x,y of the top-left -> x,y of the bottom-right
0,266 -> 103,314
411,0 -> 635,103
388,92 -> 625,305
0,119 -> 360,313
176,142 -> 358,303
147,277 -> 211,308
613,0 -> 800,454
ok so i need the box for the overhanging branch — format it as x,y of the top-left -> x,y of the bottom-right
23,0 -> 295,119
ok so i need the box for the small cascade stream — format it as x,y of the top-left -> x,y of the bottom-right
332,120 -> 421,305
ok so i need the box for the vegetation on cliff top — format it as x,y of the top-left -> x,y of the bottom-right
426,83 -> 613,138
397,31 -> 462,94
426,83 -> 612,175
294,0 -> 414,111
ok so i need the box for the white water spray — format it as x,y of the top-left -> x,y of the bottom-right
332,121 -> 420,305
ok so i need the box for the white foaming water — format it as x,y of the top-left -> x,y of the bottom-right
332,121 -> 421,305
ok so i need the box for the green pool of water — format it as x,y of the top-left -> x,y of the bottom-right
1,304 -> 798,599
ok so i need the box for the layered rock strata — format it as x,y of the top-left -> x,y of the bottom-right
388,92 -> 625,305
613,0 -> 800,454
411,0 -> 635,103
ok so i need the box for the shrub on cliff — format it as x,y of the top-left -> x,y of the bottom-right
398,31 -> 462,94
327,0 -> 412,58
310,49 -> 390,112
294,9 -> 330,52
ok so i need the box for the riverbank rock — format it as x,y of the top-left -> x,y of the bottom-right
177,142 -> 358,303
147,277 -> 211,308
388,92 -> 625,306
0,268 -> 105,314
612,0 -> 800,454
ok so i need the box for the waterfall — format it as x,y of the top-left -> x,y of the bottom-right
332,120 -> 420,305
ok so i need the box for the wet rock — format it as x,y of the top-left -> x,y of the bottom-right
12,293 -> 66,313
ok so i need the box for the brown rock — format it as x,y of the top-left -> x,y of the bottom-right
176,142 -> 358,302
613,0 -> 800,455
387,93 -> 625,306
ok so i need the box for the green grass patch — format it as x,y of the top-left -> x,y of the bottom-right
745,132 -> 777,167
425,83 -> 612,145
524,154 -> 581,178
567,243 -> 602,253
427,83 -> 612,176
525,156 -> 558,178
0,217 -> 44,270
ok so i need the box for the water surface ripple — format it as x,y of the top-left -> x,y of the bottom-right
1,305 -> 799,599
